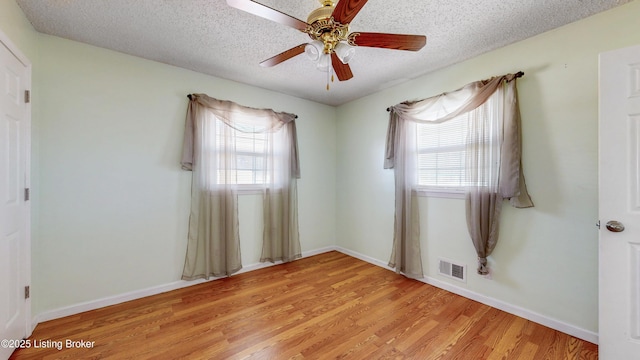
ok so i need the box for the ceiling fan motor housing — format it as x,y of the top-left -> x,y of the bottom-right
305,1 -> 351,54
307,1 -> 335,24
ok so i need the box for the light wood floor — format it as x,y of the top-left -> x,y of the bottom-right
10,251 -> 597,359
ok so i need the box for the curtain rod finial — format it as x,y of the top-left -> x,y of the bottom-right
187,94 -> 193,100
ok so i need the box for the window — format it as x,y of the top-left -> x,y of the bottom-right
213,120 -> 274,187
416,115 -> 468,195
416,109 -> 498,197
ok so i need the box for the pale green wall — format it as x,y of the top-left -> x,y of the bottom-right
336,0 -> 640,333
31,34 -> 338,313
32,35 -> 337,313
0,0 -> 38,60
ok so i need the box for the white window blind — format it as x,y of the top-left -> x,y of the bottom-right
416,115 -> 469,193
215,120 -> 269,186
416,106 -> 499,196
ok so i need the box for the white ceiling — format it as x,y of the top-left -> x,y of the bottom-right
16,0 -> 630,106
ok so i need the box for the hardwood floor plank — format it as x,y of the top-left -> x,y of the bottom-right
486,317 -> 527,360
10,251 -> 597,360
515,342 -> 539,360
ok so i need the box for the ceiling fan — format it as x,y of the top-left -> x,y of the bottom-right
226,0 -> 427,86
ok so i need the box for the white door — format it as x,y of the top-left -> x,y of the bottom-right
599,43 -> 640,360
0,35 -> 31,360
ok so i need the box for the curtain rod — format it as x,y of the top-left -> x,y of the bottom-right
186,94 -> 298,118
385,71 -> 524,112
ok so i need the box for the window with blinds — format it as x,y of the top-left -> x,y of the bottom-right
416,115 -> 469,195
215,121 -> 269,186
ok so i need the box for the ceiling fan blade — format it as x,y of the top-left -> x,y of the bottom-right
332,0 -> 368,24
331,52 -> 354,81
226,0 -> 308,31
351,32 -> 427,51
260,44 -> 307,67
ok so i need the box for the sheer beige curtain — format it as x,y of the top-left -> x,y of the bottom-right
383,112 -> 423,279
385,73 -> 533,277
181,94 -> 301,280
261,110 -> 302,263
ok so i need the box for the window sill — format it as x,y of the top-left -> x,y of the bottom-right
415,188 -> 465,199
236,185 -> 266,195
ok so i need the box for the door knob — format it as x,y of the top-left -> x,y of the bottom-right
605,220 -> 625,232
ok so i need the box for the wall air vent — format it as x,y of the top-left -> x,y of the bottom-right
438,258 -> 466,283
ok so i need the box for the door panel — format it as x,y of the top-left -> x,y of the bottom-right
599,43 -> 640,360
0,37 -> 29,360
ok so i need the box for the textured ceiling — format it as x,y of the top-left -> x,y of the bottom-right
16,0 -> 630,106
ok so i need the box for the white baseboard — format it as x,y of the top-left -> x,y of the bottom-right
334,246 -> 598,345
32,246 -> 338,328
32,245 -> 598,345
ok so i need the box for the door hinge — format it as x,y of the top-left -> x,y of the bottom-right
596,220 -> 601,229
24,188 -> 30,201
25,286 -> 30,299
24,90 -> 30,104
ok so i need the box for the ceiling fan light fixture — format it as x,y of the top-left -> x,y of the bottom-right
316,53 -> 331,71
334,42 -> 355,64
305,40 -> 324,61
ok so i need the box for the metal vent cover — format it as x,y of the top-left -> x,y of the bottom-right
438,258 -> 466,282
